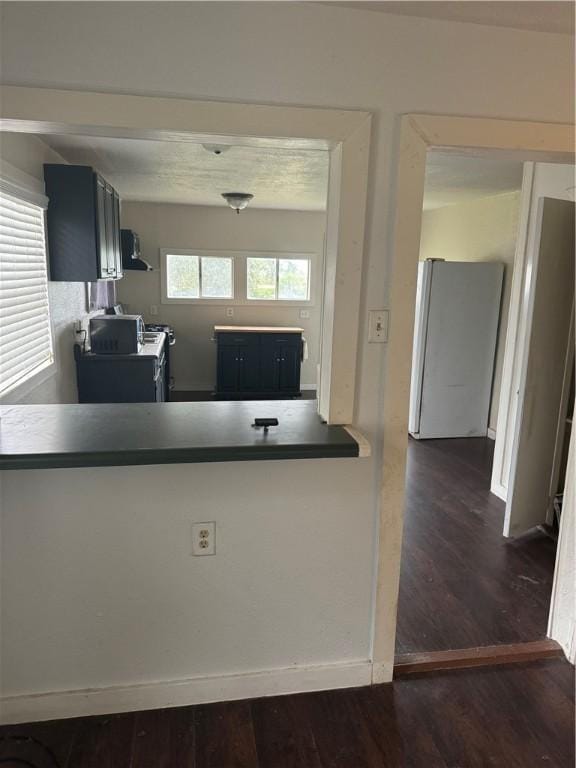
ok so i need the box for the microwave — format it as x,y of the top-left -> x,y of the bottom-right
90,314 -> 144,354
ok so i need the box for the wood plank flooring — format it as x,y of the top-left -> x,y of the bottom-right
395,437 -> 557,654
1,659 -> 573,767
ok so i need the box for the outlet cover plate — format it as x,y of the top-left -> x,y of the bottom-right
192,522 -> 216,556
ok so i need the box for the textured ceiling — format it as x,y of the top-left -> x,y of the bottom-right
38,134 -> 525,212
39,134 -> 330,212
424,151 -> 524,210
321,1 -> 574,35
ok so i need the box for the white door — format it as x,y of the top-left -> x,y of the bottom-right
504,198 -> 575,537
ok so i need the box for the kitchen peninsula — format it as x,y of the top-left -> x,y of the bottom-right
0,400 -> 360,470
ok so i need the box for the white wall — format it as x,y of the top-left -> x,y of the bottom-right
0,132 -> 87,404
0,1 -> 573,714
419,191 -> 521,431
117,203 -> 325,390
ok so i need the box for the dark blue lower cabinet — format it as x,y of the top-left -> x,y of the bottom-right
216,332 -> 302,398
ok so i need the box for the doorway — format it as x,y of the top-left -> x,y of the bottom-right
396,127 -> 574,654
395,150 -> 567,655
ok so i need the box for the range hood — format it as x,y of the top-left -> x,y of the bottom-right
121,229 -> 153,271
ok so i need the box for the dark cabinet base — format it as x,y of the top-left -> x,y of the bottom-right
215,330 -> 303,399
214,391 -> 303,400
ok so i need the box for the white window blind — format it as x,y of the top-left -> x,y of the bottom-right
0,187 -> 53,396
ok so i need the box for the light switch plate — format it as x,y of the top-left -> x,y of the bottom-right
226,307 -> 234,317
368,310 -> 389,343
150,305 -> 159,316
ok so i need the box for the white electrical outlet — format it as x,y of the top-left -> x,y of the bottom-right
226,307 -> 234,317
192,522 -> 216,556
299,309 -> 310,319
150,305 -> 159,316
368,310 -> 389,343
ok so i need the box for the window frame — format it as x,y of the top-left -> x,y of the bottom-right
161,249 -> 235,304
160,248 -> 317,307
0,174 -> 57,403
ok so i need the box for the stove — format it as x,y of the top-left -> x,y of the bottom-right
145,323 -> 176,398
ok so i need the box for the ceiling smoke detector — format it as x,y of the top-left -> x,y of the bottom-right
221,192 -> 254,214
202,144 -> 231,155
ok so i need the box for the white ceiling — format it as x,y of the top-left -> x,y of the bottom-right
424,151 -> 524,210
39,134 -> 330,212
322,1 -> 574,35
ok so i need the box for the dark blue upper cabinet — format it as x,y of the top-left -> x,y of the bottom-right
44,164 -> 122,282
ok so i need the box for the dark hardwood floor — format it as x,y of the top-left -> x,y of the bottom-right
171,390 -> 317,402
1,659 -> 573,767
396,437 -> 557,654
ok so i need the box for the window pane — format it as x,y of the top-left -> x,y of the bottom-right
278,259 -> 310,300
166,254 -> 199,298
201,257 -> 233,298
247,258 -> 277,300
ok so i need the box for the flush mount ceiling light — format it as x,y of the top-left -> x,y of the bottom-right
221,192 -> 254,214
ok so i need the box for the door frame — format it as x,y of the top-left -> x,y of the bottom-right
0,85 -> 372,424
372,114 -> 575,683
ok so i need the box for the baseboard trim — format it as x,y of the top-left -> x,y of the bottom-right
393,640 -> 563,677
487,428 -> 497,440
0,660 -> 372,725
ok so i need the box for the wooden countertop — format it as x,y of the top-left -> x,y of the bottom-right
0,401 -> 359,470
214,326 -> 305,333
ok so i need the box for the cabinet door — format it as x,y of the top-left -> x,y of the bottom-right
278,344 -> 301,392
217,345 -> 240,392
94,175 -> 111,279
238,343 -> 261,392
260,339 -> 280,392
112,190 -> 123,279
104,183 -> 116,278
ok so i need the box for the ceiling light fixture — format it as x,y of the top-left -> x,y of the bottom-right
221,192 -> 254,214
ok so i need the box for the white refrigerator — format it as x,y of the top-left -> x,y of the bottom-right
409,260 -> 504,439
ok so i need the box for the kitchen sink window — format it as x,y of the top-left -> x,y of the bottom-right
165,252 -> 233,300
0,179 -> 54,397
161,249 -> 314,306
247,256 -> 311,301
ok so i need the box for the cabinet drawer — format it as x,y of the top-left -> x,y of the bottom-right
217,332 -> 260,347
262,333 -> 302,348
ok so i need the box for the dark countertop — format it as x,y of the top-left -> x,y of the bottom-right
0,400 -> 359,470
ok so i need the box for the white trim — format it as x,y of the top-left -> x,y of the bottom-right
0,173 -> 48,209
344,425 -> 371,457
548,420 -> 575,661
0,660 -> 372,725
374,113 -> 575,677
0,85 -> 372,424
491,482 -> 507,502
487,428 -> 497,441
491,162 -> 535,504
0,161 -> 48,205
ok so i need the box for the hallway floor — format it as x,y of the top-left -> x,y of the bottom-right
1,659 -> 573,767
395,437 -> 557,655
